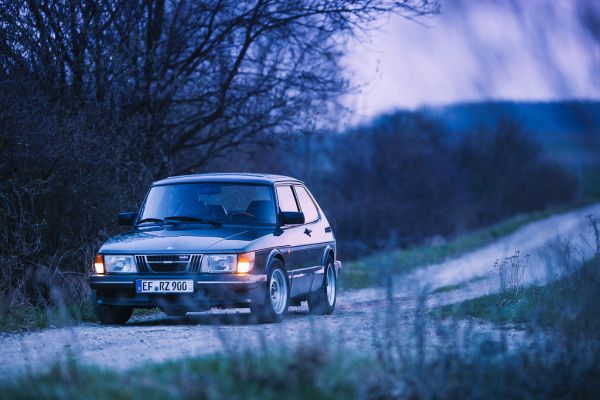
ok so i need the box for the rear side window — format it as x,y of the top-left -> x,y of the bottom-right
295,186 -> 319,223
276,185 -> 299,212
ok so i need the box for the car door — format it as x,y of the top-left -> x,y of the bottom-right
275,184 -> 313,298
292,185 -> 329,292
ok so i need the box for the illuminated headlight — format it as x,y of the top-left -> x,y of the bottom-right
236,252 -> 255,274
104,255 -> 137,273
203,255 -> 237,273
202,253 -> 256,273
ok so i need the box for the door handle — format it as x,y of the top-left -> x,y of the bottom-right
325,227 -> 332,233
304,228 -> 312,237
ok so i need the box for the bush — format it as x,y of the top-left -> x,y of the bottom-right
0,79 -> 151,313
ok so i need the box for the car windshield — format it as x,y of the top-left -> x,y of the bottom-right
138,183 -> 277,226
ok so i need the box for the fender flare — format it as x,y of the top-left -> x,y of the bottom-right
263,248 -> 284,273
265,248 -> 293,291
320,245 -> 333,266
320,245 -> 336,274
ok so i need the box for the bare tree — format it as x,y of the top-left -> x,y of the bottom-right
0,0 -> 440,175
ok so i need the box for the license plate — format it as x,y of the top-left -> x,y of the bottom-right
136,280 -> 194,293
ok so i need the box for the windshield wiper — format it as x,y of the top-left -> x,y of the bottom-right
137,217 -> 166,225
162,216 -> 221,226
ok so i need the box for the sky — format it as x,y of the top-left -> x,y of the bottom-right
344,0 -> 600,121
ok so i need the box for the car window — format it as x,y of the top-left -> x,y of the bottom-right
139,183 -> 277,225
294,186 -> 319,223
275,185 -> 299,212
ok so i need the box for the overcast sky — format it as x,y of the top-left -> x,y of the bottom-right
344,0 -> 600,121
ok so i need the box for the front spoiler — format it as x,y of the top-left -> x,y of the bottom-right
89,273 -> 267,308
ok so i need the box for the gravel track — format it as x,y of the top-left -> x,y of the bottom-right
2,202 -> 599,380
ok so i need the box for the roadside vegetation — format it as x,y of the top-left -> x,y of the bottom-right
342,202 -> 593,288
437,214 -> 600,339
429,276 -> 487,294
0,302 -> 95,332
438,255 -> 600,337
2,299 -> 599,399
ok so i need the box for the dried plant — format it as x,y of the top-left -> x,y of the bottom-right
495,250 -> 529,294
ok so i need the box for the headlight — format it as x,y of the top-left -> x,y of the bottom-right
104,255 -> 137,273
201,253 -> 255,273
203,255 -> 237,273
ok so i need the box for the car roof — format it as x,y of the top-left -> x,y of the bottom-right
153,173 -> 303,186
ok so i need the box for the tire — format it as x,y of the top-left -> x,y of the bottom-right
250,260 -> 289,323
92,291 -> 133,325
308,258 -> 336,315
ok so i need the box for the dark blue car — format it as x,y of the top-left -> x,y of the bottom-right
89,173 -> 341,324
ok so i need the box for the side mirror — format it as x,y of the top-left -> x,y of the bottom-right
118,211 -> 138,226
280,211 -> 305,226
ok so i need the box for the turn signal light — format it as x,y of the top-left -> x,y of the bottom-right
236,252 -> 255,274
94,254 -> 105,274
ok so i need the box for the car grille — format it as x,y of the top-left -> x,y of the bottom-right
135,255 -> 202,273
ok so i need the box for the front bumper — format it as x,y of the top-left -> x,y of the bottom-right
89,273 -> 267,309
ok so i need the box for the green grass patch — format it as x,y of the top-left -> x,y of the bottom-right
430,282 -> 468,295
438,257 -> 600,336
430,276 -> 487,295
438,291 -> 538,324
0,301 -> 96,332
2,338 -> 600,399
0,348 -> 372,400
342,200 -> 599,289
0,302 -> 164,332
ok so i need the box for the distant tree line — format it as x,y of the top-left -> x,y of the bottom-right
220,112 -> 579,257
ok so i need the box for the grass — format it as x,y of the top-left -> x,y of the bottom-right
430,282 -> 468,294
437,257 -> 600,336
342,202 -> 595,289
0,301 -> 96,332
430,276 -> 487,295
0,301 -> 160,332
2,333 -> 600,399
0,348 -> 371,400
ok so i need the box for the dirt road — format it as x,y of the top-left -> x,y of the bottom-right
2,202 -> 600,379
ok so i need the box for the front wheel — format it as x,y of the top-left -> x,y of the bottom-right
92,292 -> 133,325
308,260 -> 336,315
251,261 -> 289,323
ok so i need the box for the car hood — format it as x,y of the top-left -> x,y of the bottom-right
99,225 -> 275,254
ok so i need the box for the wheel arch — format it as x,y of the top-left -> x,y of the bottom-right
321,245 -> 335,268
263,248 -> 285,272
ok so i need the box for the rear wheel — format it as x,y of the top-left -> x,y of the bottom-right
251,260 -> 289,323
308,259 -> 336,315
92,291 -> 133,325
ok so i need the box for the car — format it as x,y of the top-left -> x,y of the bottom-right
89,173 -> 341,324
